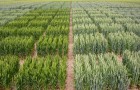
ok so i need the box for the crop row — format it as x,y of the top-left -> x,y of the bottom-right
73,3 -> 139,36
46,25 -> 69,36
123,50 -> 140,86
74,32 -> 140,55
0,27 -> 44,39
0,55 -> 19,88
16,55 -> 66,90
5,10 -> 55,28
73,23 -> 98,34
0,36 -> 34,56
37,35 -> 68,56
75,53 -> 128,90
74,2 -> 140,24
75,51 -> 140,90
0,2 -> 50,26
73,15 -> 140,36
0,55 -> 66,90
73,13 -> 136,24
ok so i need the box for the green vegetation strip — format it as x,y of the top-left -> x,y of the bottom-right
37,9 -> 70,56
75,53 -> 129,90
0,2 -> 70,89
16,55 -> 67,90
0,55 -> 19,89
73,2 -> 140,89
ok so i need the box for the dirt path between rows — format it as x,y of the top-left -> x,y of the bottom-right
65,2 -> 75,90
19,59 -> 24,67
117,55 -> 122,63
19,41 -> 37,68
32,42 -> 37,58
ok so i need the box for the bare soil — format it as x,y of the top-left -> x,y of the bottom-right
0,86 -> 4,90
128,88 -> 140,90
43,31 -> 46,37
19,57 -> 24,67
32,42 -> 37,58
128,85 -> 139,90
65,2 -> 75,90
117,55 -> 122,63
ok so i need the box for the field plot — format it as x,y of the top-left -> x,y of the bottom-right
0,1 -> 140,90
73,2 -> 140,90
0,2 -> 70,90
0,2 -> 50,26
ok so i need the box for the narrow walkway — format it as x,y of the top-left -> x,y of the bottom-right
65,2 -> 75,90
32,42 -> 37,58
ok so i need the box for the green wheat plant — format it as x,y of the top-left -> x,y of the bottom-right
74,53 -> 130,90
123,50 -> 140,86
